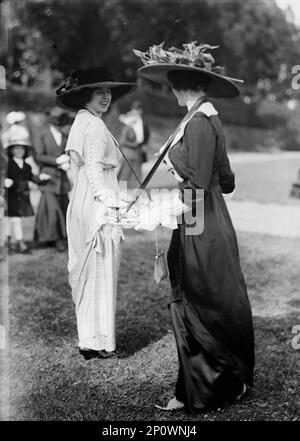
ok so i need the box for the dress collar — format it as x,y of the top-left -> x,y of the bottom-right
13,157 -> 24,169
196,101 -> 218,117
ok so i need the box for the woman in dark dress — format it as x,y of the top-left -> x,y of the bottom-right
135,43 -> 255,412
34,108 -> 72,252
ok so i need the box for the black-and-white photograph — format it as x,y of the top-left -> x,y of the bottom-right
0,0 -> 299,428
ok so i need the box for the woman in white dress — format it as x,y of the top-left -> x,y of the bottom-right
56,67 -> 135,360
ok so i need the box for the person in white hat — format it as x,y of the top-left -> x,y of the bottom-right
3,137 -> 50,253
2,111 -> 39,176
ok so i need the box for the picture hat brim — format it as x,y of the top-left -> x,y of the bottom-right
138,64 -> 241,98
56,82 -> 136,111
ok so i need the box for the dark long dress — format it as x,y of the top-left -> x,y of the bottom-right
34,127 -> 71,243
167,111 -> 255,412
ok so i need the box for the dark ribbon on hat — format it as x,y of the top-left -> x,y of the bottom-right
56,76 -> 79,95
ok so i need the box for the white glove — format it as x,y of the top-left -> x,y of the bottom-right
134,205 -> 161,231
95,205 -> 119,227
39,173 -> 51,181
58,162 -> 70,171
56,154 -> 70,165
119,210 -> 140,229
4,178 -> 14,188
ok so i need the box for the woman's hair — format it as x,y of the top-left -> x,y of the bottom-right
167,70 -> 211,92
72,87 -> 97,109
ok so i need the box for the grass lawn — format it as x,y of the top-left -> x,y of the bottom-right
233,157 -> 300,205
145,113 -> 300,205
143,153 -> 300,207
8,229 -> 300,421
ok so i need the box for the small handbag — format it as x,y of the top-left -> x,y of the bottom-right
154,226 -> 169,285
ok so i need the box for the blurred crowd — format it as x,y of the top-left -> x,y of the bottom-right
0,100 -> 150,256
0,107 -> 74,254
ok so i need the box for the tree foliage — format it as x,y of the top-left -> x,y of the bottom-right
6,0 -> 300,100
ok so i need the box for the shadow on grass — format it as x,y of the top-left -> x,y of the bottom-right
8,231 -> 300,420
9,312 -> 300,421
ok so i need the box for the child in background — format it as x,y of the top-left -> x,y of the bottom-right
4,137 -> 50,253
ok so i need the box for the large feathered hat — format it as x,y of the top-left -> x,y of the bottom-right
56,66 -> 136,110
134,42 -> 243,98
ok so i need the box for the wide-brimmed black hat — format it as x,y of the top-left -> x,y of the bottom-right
134,42 -> 243,99
56,66 -> 136,110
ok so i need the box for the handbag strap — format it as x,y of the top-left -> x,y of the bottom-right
155,227 -> 159,257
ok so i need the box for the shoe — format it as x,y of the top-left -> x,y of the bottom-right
16,240 -> 31,254
5,236 -> 14,253
79,349 -> 101,360
155,397 -> 185,411
236,383 -> 248,402
0,246 -> 6,260
56,239 -> 66,252
98,350 -> 116,359
79,348 -> 117,360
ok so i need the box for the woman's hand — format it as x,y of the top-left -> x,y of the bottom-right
56,154 -> 70,166
58,162 -> 71,171
4,178 -> 14,188
118,210 -> 139,229
39,173 -> 51,181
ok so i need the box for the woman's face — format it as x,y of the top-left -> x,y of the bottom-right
12,145 -> 26,158
172,87 -> 191,107
87,87 -> 112,114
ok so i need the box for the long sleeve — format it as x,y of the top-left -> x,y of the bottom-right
83,120 -> 119,206
185,115 -> 216,191
28,168 -> 46,186
168,114 -> 216,207
218,149 -> 235,194
29,172 -> 42,185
